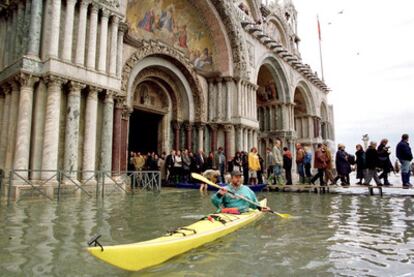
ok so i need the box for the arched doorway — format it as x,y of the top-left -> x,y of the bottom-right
124,54 -> 203,157
293,87 -> 309,140
256,63 -> 284,156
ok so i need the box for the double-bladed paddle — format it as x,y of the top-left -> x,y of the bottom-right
191,173 -> 291,219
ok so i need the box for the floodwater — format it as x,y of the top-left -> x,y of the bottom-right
0,189 -> 413,276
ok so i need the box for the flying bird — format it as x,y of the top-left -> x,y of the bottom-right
338,10 -> 344,14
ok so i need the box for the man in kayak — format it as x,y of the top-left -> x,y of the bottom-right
211,171 -> 269,213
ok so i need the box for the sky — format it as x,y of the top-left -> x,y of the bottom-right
291,0 -> 414,156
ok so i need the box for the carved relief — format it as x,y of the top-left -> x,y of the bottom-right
122,41 -> 205,121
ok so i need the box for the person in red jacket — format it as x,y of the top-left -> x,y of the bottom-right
310,143 -> 328,186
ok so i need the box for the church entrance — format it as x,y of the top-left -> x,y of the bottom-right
128,110 -> 163,154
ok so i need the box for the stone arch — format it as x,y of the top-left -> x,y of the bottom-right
293,81 -> 316,115
210,0 -> 249,78
265,15 -> 289,48
121,41 -> 206,122
255,54 -> 290,103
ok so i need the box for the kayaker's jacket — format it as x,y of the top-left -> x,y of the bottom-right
211,184 -> 259,213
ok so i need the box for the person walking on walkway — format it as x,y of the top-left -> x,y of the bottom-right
355,144 -> 366,185
242,151 -> 249,185
311,143 -> 328,186
272,139 -> 284,185
334,144 -> 352,185
364,141 -> 383,187
248,147 -> 261,185
283,147 -> 293,185
295,143 -> 305,184
303,146 -> 313,184
377,139 -> 393,186
323,143 -> 335,185
396,134 -> 413,188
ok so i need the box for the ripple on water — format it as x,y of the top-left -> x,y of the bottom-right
0,191 -> 413,276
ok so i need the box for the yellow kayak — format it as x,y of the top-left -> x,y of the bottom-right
87,199 -> 267,271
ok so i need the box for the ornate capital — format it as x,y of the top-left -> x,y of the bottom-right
90,3 -> 99,13
224,124 -> 233,133
80,0 -> 91,8
43,75 -> 66,88
111,14 -> 120,25
0,83 -> 11,94
15,73 -> 39,89
104,90 -> 114,103
68,81 -> 86,94
183,122 -> 193,131
172,121 -> 182,130
118,22 -> 128,34
88,86 -> 101,99
101,8 -> 110,18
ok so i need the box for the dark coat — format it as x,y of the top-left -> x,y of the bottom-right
165,154 -> 175,171
283,152 -> 293,170
355,149 -> 366,179
377,144 -> 393,173
314,148 -> 328,169
396,140 -> 413,161
365,147 -> 379,170
336,149 -> 351,175
194,153 -> 205,173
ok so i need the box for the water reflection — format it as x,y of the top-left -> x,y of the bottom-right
0,191 -> 413,276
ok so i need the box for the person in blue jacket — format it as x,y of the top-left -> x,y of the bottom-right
211,171 -> 269,213
396,134 -> 413,188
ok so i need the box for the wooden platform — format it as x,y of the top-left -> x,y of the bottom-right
265,184 -> 413,197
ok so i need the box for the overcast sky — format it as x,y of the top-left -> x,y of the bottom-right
292,0 -> 414,156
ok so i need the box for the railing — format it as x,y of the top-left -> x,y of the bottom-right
2,169 -> 161,202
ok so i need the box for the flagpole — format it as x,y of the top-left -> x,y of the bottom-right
317,15 -> 325,82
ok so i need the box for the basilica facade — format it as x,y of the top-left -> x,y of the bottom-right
0,0 -> 334,181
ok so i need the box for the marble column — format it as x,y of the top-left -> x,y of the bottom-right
235,125 -> 242,152
41,76 -> 65,179
4,81 -> 20,173
196,123 -> 205,151
82,87 -> 100,180
0,92 -> 4,136
117,22 -> 127,77
22,0 -> 31,55
282,104 -> 289,130
210,124 -> 218,152
172,121 -> 181,150
120,109 -> 129,172
30,81 -> 47,180
0,86 -> 11,169
10,6 -> 17,63
13,74 -> 39,177
86,4 -> 99,69
111,99 -> 123,174
62,0 -> 77,61
185,123 -> 192,151
48,0 -> 62,58
109,15 -> 119,76
98,9 -> 110,72
224,78 -> 232,121
216,79 -> 222,120
248,129 -> 253,150
75,0 -> 90,65
63,81 -> 85,177
243,128 -> 248,151
15,1 -> 25,58
308,116 -> 313,139
27,0 -> 43,57
100,91 -> 114,173
224,125 -> 233,160
253,130 -> 258,148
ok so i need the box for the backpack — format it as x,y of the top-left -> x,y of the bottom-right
304,152 -> 312,164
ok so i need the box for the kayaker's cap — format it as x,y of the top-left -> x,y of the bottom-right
231,171 -> 242,177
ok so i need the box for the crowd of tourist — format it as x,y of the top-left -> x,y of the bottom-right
128,134 -> 413,188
